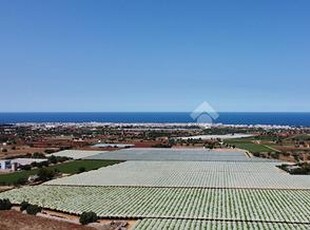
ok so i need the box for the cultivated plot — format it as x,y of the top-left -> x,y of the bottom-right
133,219 -> 310,230
51,150 -> 106,159
0,186 -> 309,223
46,161 -> 310,189
86,148 -> 273,162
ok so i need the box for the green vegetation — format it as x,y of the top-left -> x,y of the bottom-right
20,201 -> 30,212
0,160 -> 122,186
0,198 -> 12,210
79,211 -> 98,225
78,166 -> 86,173
225,138 -> 273,153
1,186 -> 309,223
37,168 -> 56,181
285,134 -> 310,141
278,163 -> 310,175
26,204 -> 42,215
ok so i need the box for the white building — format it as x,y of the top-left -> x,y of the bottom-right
0,158 -> 47,171
0,160 -> 11,170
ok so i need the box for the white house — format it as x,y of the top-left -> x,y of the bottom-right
0,158 -> 47,171
0,160 -> 12,170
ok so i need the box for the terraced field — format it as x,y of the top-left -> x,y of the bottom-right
0,186 -> 309,223
46,161 -> 310,189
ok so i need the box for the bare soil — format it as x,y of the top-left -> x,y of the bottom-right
0,210 -> 95,230
0,146 -> 47,160
0,186 -> 13,192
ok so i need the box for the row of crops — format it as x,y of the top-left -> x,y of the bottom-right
46,161 -> 310,189
86,148 -> 270,161
133,219 -> 310,230
51,150 -> 105,159
0,185 -> 309,223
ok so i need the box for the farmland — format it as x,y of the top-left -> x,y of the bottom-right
133,219 -> 310,230
51,150 -> 106,159
0,186 -> 309,223
0,159 -> 122,185
46,161 -> 310,189
224,138 -> 273,153
0,148 -> 309,229
86,148 -> 273,162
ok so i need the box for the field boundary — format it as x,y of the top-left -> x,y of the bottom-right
8,204 -> 310,225
42,184 -> 310,191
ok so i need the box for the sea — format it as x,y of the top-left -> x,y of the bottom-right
0,112 -> 310,127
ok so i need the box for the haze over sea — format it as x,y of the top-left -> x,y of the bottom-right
0,112 -> 310,127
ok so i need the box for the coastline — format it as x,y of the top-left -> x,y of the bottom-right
0,112 -> 309,128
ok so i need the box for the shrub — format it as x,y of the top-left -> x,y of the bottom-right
0,199 -> 12,210
55,156 -> 70,163
30,161 -> 38,167
37,161 -> 49,168
270,152 -> 279,159
26,204 -> 42,215
14,177 -> 27,186
78,167 -> 86,173
20,201 -> 30,212
48,155 -> 57,164
32,152 -> 46,159
37,168 -> 55,181
79,211 -> 98,225
21,164 -> 32,171
44,149 -> 56,154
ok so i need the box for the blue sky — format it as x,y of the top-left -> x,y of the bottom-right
0,0 -> 309,112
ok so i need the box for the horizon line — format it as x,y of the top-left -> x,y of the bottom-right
0,111 -> 310,113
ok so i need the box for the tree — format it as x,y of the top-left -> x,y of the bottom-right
0,199 -> 12,210
20,201 -> 30,212
79,211 -> 98,225
44,149 -> 56,154
26,204 -> 42,215
30,161 -> 38,168
32,152 -> 46,159
37,161 -> 49,168
21,164 -> 32,171
48,155 -> 57,164
37,168 -> 55,181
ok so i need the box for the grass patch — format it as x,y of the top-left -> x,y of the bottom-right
225,138 -> 273,153
0,160 -> 122,186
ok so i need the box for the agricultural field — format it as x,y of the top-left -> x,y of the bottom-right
51,150 -> 106,159
86,148 -> 273,162
177,133 -> 253,140
1,147 -> 309,229
133,219 -> 310,230
224,139 -> 273,153
0,186 -> 309,223
46,161 -> 310,189
0,159 -> 121,185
